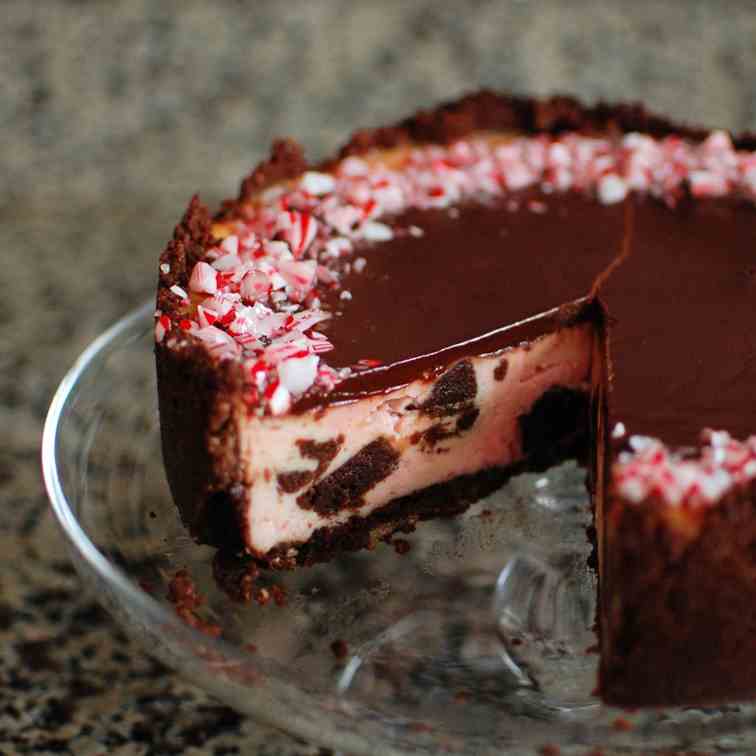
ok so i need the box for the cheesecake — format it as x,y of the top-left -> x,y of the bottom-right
155,92 -> 756,705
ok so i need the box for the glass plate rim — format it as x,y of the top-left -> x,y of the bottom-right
42,303 -> 179,635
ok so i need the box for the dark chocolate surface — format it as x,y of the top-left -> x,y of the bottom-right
308,190 -> 755,447
602,196 -> 756,446
303,191 -> 622,407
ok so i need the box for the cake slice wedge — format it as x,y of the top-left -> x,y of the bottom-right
156,93 -> 633,564
155,114 -> 618,563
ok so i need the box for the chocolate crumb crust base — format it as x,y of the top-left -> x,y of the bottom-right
156,340 -> 248,548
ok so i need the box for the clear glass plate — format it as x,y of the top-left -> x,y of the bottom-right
43,302 -> 756,755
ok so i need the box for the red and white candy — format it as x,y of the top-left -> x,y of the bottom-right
614,430 -> 756,507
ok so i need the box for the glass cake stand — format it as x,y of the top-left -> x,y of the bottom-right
43,302 -> 756,755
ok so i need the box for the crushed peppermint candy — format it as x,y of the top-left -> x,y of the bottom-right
169,284 -> 189,301
159,131 -> 756,415
614,430 -> 756,507
352,257 -> 367,273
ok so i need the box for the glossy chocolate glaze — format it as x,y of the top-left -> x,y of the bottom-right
602,195 -> 756,447
300,190 -> 755,450
298,191 -> 622,408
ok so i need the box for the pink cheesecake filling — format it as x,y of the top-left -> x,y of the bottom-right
239,323 -> 593,556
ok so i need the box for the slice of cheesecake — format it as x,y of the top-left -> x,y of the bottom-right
155,106 -> 620,563
156,91 -> 756,705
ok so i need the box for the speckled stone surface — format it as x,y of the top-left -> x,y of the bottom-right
3,1 -> 756,753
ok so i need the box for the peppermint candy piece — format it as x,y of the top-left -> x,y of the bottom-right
278,353 -> 320,395
188,261 -> 219,295
300,171 -> 336,196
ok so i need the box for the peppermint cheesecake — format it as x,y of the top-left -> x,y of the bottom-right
155,92 -> 756,705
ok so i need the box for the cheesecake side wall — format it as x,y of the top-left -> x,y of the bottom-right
155,341 -> 247,550
599,479 -> 756,707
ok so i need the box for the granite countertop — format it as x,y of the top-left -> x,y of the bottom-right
2,1 -> 755,753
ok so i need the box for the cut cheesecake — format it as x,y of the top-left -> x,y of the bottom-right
155,92 -> 756,705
